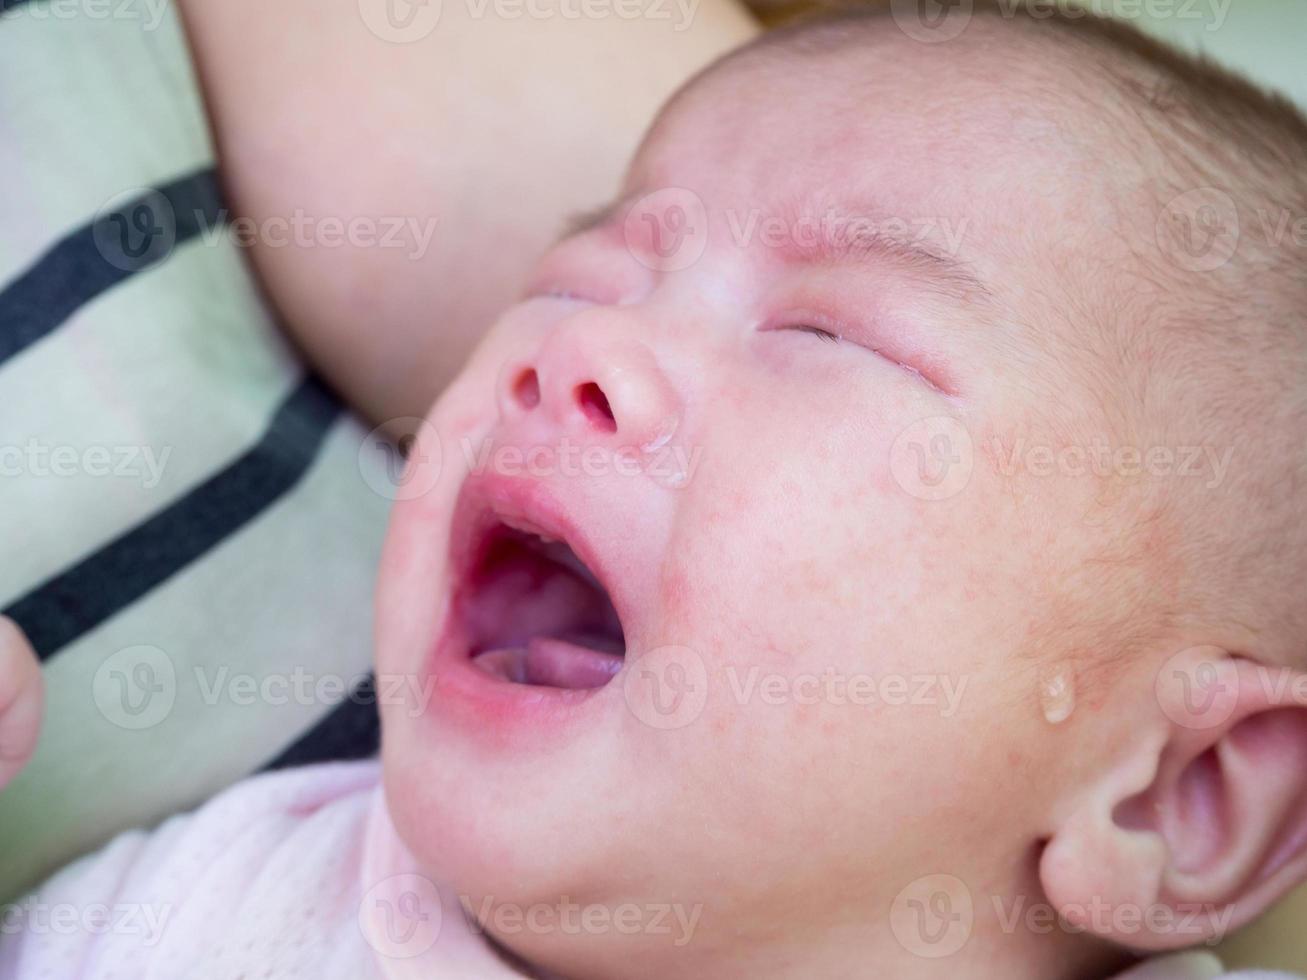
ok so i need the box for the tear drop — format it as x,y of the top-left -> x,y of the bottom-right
1039,665 -> 1076,725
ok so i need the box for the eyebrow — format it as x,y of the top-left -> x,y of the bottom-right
784,216 -> 993,304
558,196 -> 994,306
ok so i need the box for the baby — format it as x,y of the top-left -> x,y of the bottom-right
3,4 -> 1307,978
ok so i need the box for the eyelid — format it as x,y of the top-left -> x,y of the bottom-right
759,310 -> 851,345
788,323 -> 842,343
533,287 -> 589,301
759,313 -> 955,397
520,283 -> 601,305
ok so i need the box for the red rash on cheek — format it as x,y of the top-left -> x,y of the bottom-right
962,566 -> 997,604
658,565 -> 695,621
726,488 -> 752,515
447,409 -> 481,435
790,701 -> 819,729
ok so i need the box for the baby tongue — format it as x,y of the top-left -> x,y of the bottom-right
523,636 -> 623,689
472,634 -> 623,690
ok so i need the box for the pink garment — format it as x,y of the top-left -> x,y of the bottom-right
0,761 -> 1300,979
0,761 -> 517,979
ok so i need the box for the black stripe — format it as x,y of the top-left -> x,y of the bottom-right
0,0 -> 33,10
3,376 -> 342,657
263,680 -> 381,770
0,168 -> 225,366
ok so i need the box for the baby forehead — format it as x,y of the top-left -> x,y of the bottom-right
631,40 -> 1105,219
629,61 -> 1116,290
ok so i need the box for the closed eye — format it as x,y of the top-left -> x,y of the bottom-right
763,321 -> 953,397
786,324 -> 842,344
526,287 -> 595,303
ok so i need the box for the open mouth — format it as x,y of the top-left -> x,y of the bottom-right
455,519 -> 626,691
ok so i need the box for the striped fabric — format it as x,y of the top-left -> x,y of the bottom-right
0,2 -> 390,899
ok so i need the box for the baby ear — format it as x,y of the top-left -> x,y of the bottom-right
1039,646 -> 1307,952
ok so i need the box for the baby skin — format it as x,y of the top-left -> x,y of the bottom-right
4,7 -> 1307,980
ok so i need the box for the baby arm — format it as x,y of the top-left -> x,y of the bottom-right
176,0 -> 758,438
0,618 -> 41,793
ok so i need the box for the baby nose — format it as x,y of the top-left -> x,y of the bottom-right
499,325 -> 682,451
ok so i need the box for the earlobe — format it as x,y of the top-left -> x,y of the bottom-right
1038,728 -> 1176,950
1038,648 -> 1307,952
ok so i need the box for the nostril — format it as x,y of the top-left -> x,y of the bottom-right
575,382 -> 617,433
512,369 -> 541,410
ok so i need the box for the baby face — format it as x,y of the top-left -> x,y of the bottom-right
376,37 -> 1156,979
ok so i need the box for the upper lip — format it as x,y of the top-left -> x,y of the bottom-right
445,470 -> 633,662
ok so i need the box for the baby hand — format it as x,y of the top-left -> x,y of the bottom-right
0,617 -> 42,792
